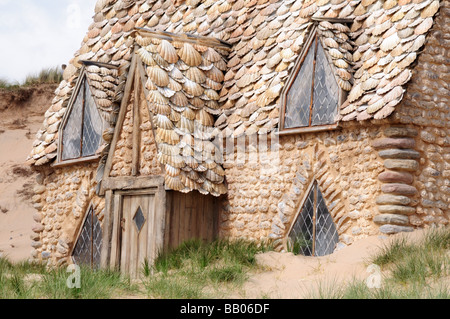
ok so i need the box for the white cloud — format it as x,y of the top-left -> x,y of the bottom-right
0,0 -> 95,83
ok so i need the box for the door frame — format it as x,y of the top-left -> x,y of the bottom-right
100,176 -> 166,270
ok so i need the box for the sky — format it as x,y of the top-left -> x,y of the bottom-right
0,0 -> 96,83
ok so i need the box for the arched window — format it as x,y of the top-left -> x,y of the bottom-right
60,74 -> 103,162
279,27 -> 345,134
72,206 -> 102,268
287,181 -> 339,257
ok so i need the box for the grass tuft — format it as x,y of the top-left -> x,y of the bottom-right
145,238 -> 272,298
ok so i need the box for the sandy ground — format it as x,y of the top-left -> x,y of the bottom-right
0,85 -> 55,262
238,229 -> 430,298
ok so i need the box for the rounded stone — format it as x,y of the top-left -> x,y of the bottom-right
378,205 -> 416,215
373,214 -> 410,225
384,127 -> 418,138
378,170 -> 414,184
372,138 -> 416,150
378,149 -> 420,159
376,194 -> 411,205
384,159 -> 419,171
381,183 -> 418,196
379,224 -> 414,234
32,224 -> 45,233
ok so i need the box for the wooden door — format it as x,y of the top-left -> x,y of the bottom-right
119,193 -> 157,278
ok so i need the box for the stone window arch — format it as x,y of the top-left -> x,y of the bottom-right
287,180 -> 339,256
71,205 -> 102,268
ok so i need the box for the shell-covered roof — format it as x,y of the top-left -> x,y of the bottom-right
28,0 -> 441,166
135,30 -> 229,195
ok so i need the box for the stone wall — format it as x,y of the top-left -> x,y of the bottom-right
219,123 -> 386,251
390,0 -> 450,229
31,163 -> 104,267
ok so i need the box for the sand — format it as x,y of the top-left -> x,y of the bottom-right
0,85 -> 55,262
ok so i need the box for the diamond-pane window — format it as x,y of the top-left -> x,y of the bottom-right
288,181 -> 339,257
133,206 -> 146,233
62,75 -> 103,161
72,206 -> 103,269
281,29 -> 342,132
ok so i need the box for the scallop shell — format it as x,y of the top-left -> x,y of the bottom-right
336,68 -> 352,81
361,78 -> 380,91
205,169 -> 224,183
147,90 -> 168,105
159,143 -> 180,156
348,83 -> 364,102
205,66 -> 224,83
179,116 -> 194,133
155,114 -> 174,130
322,37 -> 339,48
421,0 -> 440,18
186,67 -> 206,83
203,47 -> 223,63
415,17 -> 433,35
156,128 -> 180,145
184,156 -> 199,169
165,175 -> 185,191
137,47 -> 155,65
205,78 -> 222,91
382,86 -> 404,103
151,103 -> 171,116
183,79 -> 203,96
409,34 -> 426,52
204,89 -> 220,101
328,48 -> 344,59
157,40 -> 178,64
148,66 -> 170,87
168,78 -> 183,92
165,164 -> 181,177
338,78 -> 352,91
196,109 -> 214,126
170,91 -> 189,107
397,52 -> 417,69
366,99 -> 385,114
380,33 -> 400,52
334,59 -> 349,69
178,43 -> 203,67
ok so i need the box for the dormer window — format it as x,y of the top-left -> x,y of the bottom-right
279,27 -> 347,134
59,71 -> 104,163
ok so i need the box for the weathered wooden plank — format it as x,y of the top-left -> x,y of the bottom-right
102,175 -> 164,190
100,190 -> 114,269
132,71 -> 141,176
155,186 -> 166,260
110,194 -> 122,269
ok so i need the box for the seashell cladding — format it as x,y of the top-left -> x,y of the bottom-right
178,42 -> 203,67
148,66 -> 170,87
157,40 -> 179,64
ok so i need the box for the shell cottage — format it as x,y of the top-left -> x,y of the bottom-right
27,0 -> 449,276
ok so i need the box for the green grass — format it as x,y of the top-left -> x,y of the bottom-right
0,257 -> 138,299
308,227 -> 450,299
145,238 -> 272,299
0,66 -> 62,90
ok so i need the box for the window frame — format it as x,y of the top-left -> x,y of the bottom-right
55,67 -> 103,167
286,180 -> 339,257
278,25 -> 346,136
70,203 -> 103,269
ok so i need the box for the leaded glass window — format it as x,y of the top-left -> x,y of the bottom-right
288,181 -> 339,257
282,32 -> 340,130
72,206 -> 102,269
62,76 -> 103,161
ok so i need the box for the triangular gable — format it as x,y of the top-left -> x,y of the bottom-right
106,58 -> 162,178
103,31 -> 229,197
278,22 -> 352,134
